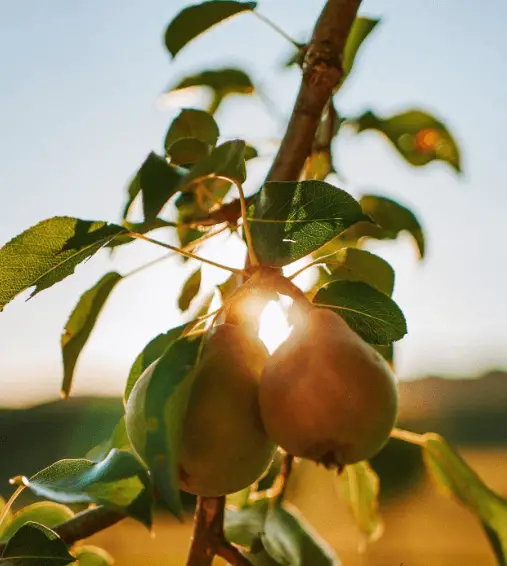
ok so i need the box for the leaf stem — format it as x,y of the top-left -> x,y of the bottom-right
235,182 -> 259,267
288,250 -> 340,280
123,225 -> 229,279
390,428 -> 426,447
0,483 -> 25,528
252,11 -> 302,48
126,232 -> 246,276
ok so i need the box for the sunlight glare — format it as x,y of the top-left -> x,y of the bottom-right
258,299 -> 293,355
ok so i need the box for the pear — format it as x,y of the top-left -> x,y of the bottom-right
126,324 -> 276,497
259,308 -> 398,468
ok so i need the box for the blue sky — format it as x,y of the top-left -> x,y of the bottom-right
1,0 -> 506,406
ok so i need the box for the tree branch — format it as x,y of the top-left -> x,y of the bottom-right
2,1 -> 362,561
267,0 -> 361,182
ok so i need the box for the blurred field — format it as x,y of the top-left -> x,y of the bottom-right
1,371 -> 507,565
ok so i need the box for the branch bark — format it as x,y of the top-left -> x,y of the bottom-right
0,1 -> 362,562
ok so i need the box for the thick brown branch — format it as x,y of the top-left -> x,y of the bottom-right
267,0 -> 361,182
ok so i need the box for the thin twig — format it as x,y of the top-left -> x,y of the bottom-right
122,224 -> 229,279
127,232 -> 246,276
235,181 -> 259,266
252,11 -> 302,48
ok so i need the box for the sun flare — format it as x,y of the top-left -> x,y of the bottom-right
258,299 -> 293,355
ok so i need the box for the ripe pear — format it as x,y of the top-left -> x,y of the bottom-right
126,324 -> 276,497
259,308 -> 398,468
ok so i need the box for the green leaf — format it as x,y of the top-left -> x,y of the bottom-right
61,272 -> 122,398
0,498 -> 13,539
262,503 -> 340,566
0,217 -> 124,312
339,461 -> 383,546
22,449 -> 153,528
354,109 -> 461,172
0,503 -> 74,543
343,17 -> 380,76
165,1 -> 256,58
181,140 -> 246,190
72,545 -> 114,566
360,195 -> 425,259
164,109 -> 219,153
321,248 -> 395,296
313,280 -> 407,345
225,500 -> 269,550
140,335 -> 203,517
168,138 -> 210,167
422,433 -> 507,562
0,523 -> 74,565
166,67 -> 254,114
124,323 -> 190,404
248,180 -> 367,267
86,417 -> 131,462
124,152 -> 183,222
178,268 -> 202,312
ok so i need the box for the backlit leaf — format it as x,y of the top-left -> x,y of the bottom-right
248,180 -> 367,267
313,280 -> 407,345
61,272 -> 122,398
178,268 -> 202,312
343,18 -> 380,76
0,217 -> 124,311
164,109 -> 219,153
165,1 -> 256,58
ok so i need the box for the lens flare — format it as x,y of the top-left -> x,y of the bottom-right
258,300 -> 293,355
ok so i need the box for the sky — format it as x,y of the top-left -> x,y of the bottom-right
0,0 -> 506,407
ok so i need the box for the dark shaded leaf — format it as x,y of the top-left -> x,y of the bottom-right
422,433 -> 507,562
342,17 -> 380,76
72,545 -> 114,566
321,248 -> 395,296
164,109 -> 219,153
141,335 -> 203,517
0,503 -> 74,543
354,109 -> 461,172
165,1 -> 256,58
313,280 -> 407,345
0,217 -> 124,311
360,195 -> 425,259
248,180 -> 367,267
0,523 -> 74,565
61,272 -> 122,398
225,500 -> 269,550
124,323 -> 190,404
168,138 -> 210,167
178,268 -> 202,312
338,461 -> 383,546
124,152 -> 183,222
181,140 -> 246,190
262,503 -> 340,566
23,450 -> 153,528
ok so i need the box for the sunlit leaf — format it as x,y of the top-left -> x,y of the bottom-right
72,545 -> 114,566
225,499 -> 269,549
124,152 -> 183,222
262,503 -> 340,566
422,433 -> 507,562
248,180 -> 368,267
124,322 -> 189,405
313,280 -> 407,345
22,450 -> 153,528
61,272 -> 122,398
164,109 -> 219,154
181,140 -> 246,190
0,523 -> 74,565
0,217 -> 124,312
321,248 -> 395,296
0,503 -> 74,543
342,17 -> 380,76
339,461 -> 383,547
137,335 -> 203,517
353,109 -> 461,172
165,1 -> 256,58
178,268 -> 202,312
